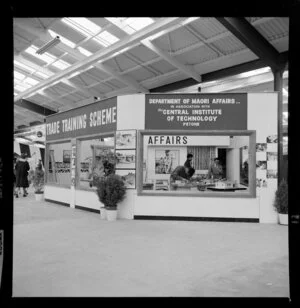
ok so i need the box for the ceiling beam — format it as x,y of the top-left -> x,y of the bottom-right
215,17 -> 285,70
15,99 -> 56,116
14,18 -> 183,102
150,51 -> 288,93
142,39 -> 201,82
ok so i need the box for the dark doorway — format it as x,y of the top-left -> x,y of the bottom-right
217,148 -> 227,176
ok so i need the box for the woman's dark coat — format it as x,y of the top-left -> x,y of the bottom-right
15,158 -> 30,188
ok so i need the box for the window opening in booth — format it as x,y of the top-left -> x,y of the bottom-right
141,132 -> 254,196
79,136 -> 115,189
47,142 -> 71,186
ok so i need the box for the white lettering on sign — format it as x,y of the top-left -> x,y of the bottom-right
46,121 -> 60,135
62,114 -> 87,132
89,107 -> 117,127
212,98 -> 235,104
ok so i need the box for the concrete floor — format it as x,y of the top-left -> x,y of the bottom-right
13,190 -> 289,297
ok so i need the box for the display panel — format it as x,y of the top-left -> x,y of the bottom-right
78,136 -> 115,189
47,142 -> 71,186
138,130 -> 256,197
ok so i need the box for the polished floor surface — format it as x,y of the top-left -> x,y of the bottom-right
13,190 -> 289,297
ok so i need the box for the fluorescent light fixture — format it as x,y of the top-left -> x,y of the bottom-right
14,60 -> 36,73
14,71 -> 26,81
51,60 -> 71,70
36,36 -> 61,55
48,29 -> 76,48
25,46 -> 57,64
77,46 -> 92,56
24,77 -> 40,86
62,18 -> 101,37
283,88 -> 288,96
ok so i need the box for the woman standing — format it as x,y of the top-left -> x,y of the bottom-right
15,153 -> 30,197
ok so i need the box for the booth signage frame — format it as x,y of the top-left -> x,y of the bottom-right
137,129 -> 256,198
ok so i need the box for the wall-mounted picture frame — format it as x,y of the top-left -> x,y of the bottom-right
116,130 -> 136,149
116,169 -> 136,189
256,143 -> 267,152
63,150 -> 71,163
266,135 -> 278,143
115,149 -> 136,169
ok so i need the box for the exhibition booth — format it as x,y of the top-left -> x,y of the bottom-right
44,93 -> 279,223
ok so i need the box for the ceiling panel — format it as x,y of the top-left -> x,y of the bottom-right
91,83 -> 115,93
127,45 -> 159,62
212,35 -> 247,55
87,67 -> 112,80
125,67 -> 157,82
167,27 -> 201,52
149,59 -> 177,74
50,20 -> 87,44
82,39 -> 105,53
103,54 -> 137,72
106,78 -> 127,89
186,18 -> 227,40
254,18 -> 289,41
175,45 -> 219,66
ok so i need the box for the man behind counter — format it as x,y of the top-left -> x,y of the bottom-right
170,165 -> 195,183
208,157 -> 224,180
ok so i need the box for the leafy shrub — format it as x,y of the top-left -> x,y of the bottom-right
273,179 -> 288,214
96,174 -> 126,209
33,166 -> 45,194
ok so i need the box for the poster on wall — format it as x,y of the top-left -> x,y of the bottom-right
116,130 -> 136,149
115,149 -> 136,169
63,150 -> 71,163
256,161 -> 267,170
266,135 -> 278,143
256,143 -> 267,152
155,149 -> 179,174
116,169 -> 136,189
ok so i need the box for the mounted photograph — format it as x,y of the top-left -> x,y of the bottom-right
115,149 -> 136,169
116,130 -> 136,149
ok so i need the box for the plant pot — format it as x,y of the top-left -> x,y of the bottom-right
278,213 -> 288,225
35,193 -> 44,201
106,208 -> 117,221
100,207 -> 106,220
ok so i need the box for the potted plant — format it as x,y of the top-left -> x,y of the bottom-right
33,164 -> 45,201
96,174 -> 126,221
273,179 -> 288,225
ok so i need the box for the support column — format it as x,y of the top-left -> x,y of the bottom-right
272,67 -> 285,184
70,139 -> 77,209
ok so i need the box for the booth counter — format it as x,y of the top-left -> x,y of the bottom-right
45,93 -> 279,223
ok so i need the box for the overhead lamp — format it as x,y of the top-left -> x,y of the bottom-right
36,36 -> 61,55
